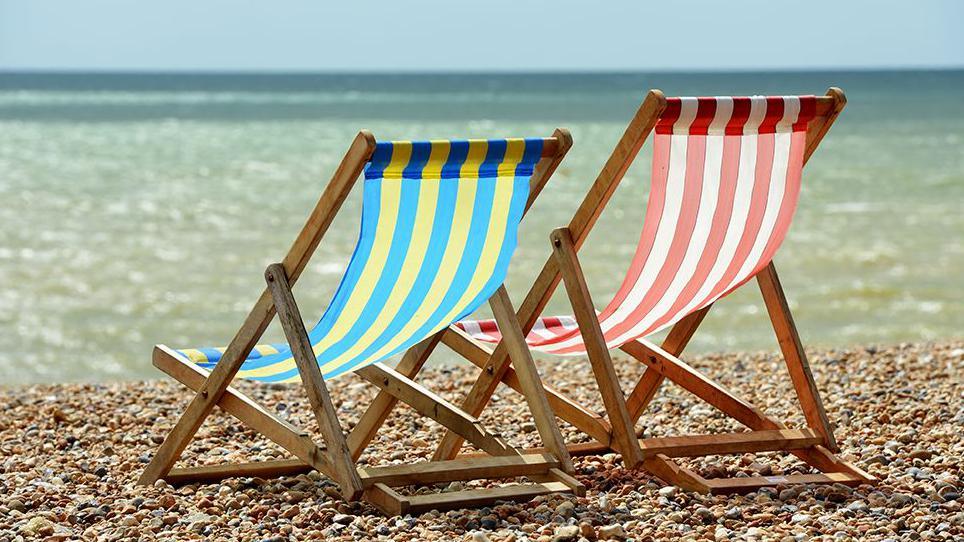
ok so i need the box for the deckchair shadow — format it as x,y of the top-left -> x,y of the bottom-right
138,131 -> 584,515
444,89 -> 876,494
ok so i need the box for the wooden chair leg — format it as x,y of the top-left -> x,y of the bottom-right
550,227 -> 644,468
756,262 -> 838,452
488,285 -> 574,473
347,332 -> 443,460
266,263 -> 364,500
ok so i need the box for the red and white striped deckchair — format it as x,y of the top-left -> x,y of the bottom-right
440,88 -> 876,494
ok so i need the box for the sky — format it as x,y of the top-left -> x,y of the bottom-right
1,0 -> 962,72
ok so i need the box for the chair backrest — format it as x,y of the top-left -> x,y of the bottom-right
532,96 -> 820,354
234,138 -> 548,381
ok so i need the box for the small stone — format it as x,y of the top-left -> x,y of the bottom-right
909,449 -> 933,460
158,494 -> 176,509
598,524 -> 625,540
658,486 -> 678,498
748,461 -> 772,476
521,422 -> 537,433
867,491 -> 888,507
284,491 -> 306,503
552,525 -> 580,542
21,517 -> 55,537
791,513 -> 811,523
890,493 -> 915,507
779,487 -> 800,501
724,507 -> 742,520
578,521 -> 596,540
847,500 -> 869,512
695,507 -> 715,524
867,454 -> 890,465
598,495 -> 612,512
282,505 -> 300,519
555,501 -> 575,517
410,438 -> 429,448
7,498 -> 26,512
446,481 -> 466,492
714,526 -> 731,541
480,514 -> 498,529
333,513 -> 354,525
471,532 -> 490,542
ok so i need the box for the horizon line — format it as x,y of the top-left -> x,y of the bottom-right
2,65 -> 963,77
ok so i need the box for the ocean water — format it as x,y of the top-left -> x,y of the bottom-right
1,71 -> 961,384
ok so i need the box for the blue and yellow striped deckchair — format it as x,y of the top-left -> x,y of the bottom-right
180,137 -> 544,382
140,130 -> 584,515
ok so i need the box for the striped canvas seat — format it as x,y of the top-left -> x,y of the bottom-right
457,96 -> 817,355
180,138 -> 545,381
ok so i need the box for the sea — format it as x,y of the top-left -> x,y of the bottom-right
1,70 -> 961,383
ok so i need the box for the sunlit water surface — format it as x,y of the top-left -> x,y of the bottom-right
1,71 -> 961,383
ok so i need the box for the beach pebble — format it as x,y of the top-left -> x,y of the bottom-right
0,341 -> 958,541
598,524 -> 625,540
7,498 -> 27,512
332,513 -> 354,525
552,525 -> 580,542
658,486 -> 678,498
555,501 -> 575,518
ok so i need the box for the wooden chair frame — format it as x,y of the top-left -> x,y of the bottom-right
432,88 -> 877,494
138,130 -> 585,515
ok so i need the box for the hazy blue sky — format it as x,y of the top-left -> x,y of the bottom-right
2,0 -> 962,72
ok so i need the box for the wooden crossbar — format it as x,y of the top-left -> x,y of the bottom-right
405,482 -> 573,514
356,363 -> 514,457
637,429 -> 823,458
704,472 -> 866,494
360,454 -> 559,487
166,459 -> 312,485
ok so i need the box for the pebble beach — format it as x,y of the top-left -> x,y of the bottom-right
1,341 -> 960,541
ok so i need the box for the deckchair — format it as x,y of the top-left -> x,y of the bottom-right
138,131 -> 585,515
442,89 -> 876,494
